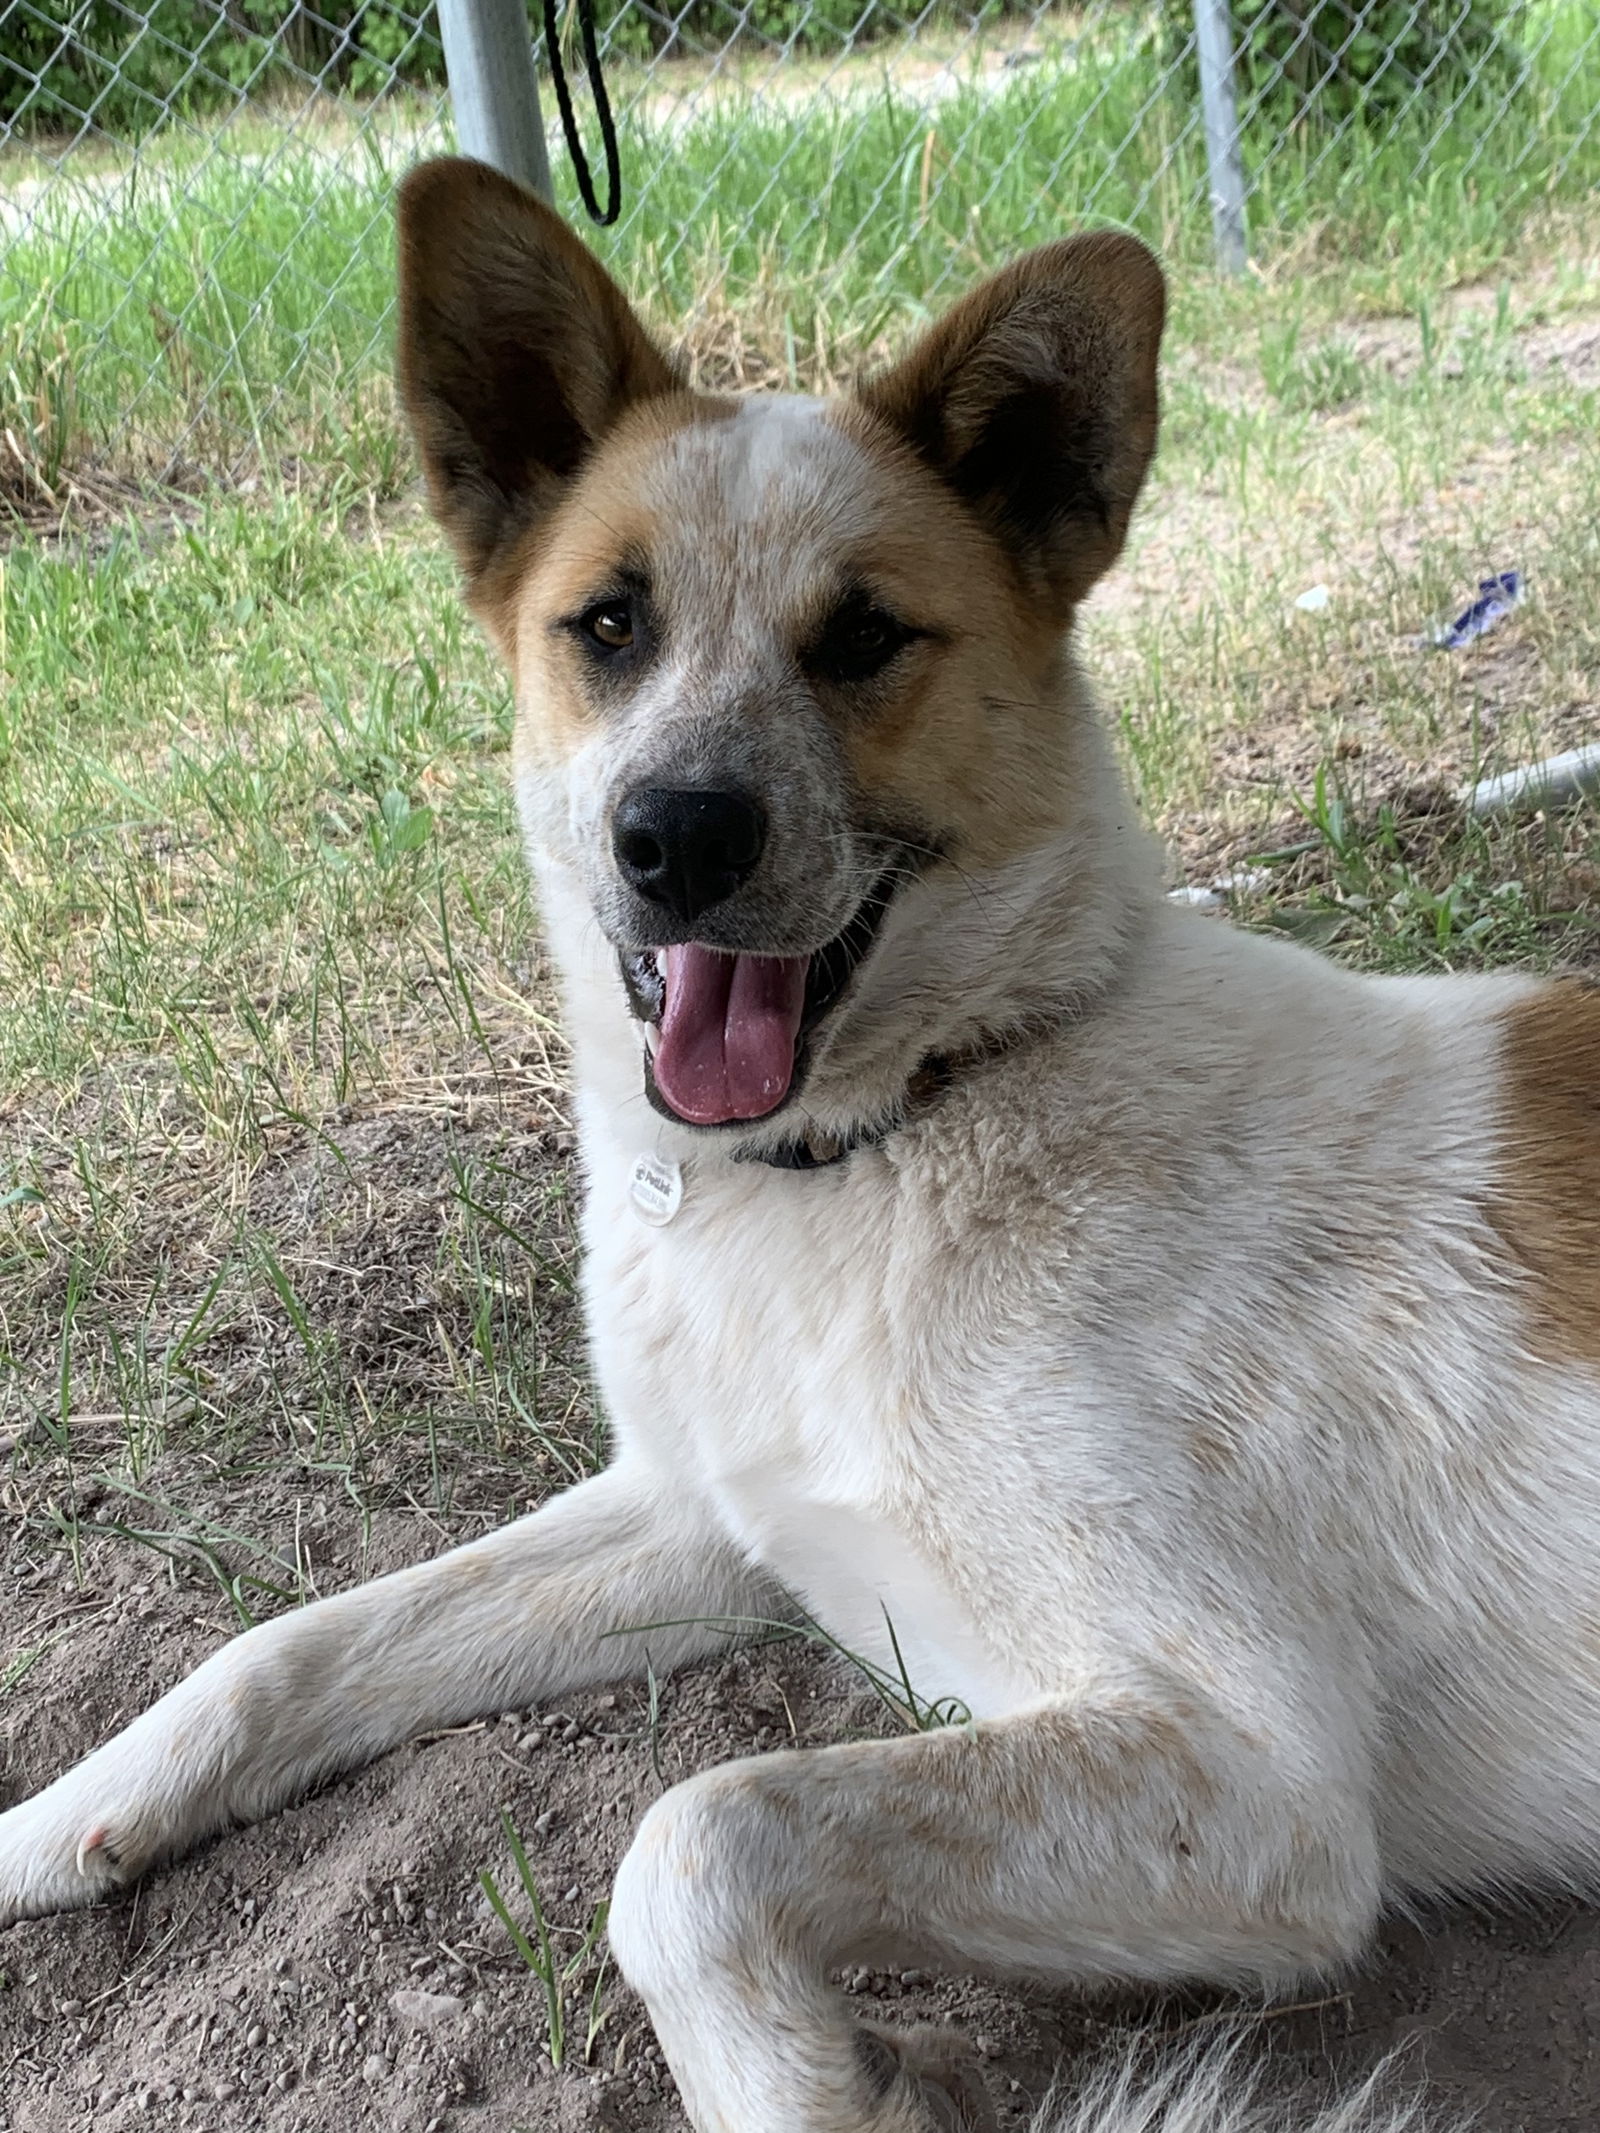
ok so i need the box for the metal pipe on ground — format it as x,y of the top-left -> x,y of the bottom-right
1463,744 -> 1600,817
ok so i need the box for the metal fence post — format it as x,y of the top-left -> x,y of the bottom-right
436,0 -> 553,200
1193,0 -> 1248,273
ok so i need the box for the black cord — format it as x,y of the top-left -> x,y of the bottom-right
541,0 -> 622,226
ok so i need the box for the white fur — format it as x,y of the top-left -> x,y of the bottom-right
1034,2045 -> 1434,2132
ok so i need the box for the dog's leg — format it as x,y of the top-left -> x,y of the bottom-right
0,1460 -> 773,1923
608,1677 -> 1380,2133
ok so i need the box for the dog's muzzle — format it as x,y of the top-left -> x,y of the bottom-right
617,865 -> 905,1128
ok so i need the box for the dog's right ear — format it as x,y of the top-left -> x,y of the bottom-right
396,158 -> 678,601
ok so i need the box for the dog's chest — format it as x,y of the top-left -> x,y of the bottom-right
582,1141 -> 1018,1715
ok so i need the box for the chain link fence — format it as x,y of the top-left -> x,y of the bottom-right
2,0 -> 1598,492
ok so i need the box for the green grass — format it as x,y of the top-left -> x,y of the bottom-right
0,488 -> 596,1559
3,0 -> 1599,488
0,4 -> 1597,1644
480,1809 -> 613,2070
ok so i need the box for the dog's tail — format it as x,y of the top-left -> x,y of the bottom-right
1031,2040 -> 1447,2133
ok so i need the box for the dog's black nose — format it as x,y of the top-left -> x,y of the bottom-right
612,788 -> 766,923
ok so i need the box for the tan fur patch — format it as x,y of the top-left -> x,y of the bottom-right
825,405 -> 1088,872
506,393 -> 738,758
1494,980 -> 1600,1368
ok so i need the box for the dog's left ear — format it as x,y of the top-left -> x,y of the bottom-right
856,233 -> 1165,609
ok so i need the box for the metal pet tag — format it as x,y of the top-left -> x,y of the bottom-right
630,1152 -> 684,1226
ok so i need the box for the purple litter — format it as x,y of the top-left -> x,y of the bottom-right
1432,570 -> 1521,649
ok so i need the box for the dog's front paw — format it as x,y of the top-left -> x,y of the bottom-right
0,1666 -> 247,1925
0,1775 -> 153,1925
858,2022 -> 1000,2133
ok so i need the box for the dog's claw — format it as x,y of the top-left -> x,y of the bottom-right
74,1824 -> 109,1879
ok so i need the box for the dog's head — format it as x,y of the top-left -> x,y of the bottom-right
397,159 -> 1164,1140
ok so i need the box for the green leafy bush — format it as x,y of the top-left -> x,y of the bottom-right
0,0 -> 444,133
1167,0 -> 1521,121
585,0 -> 1008,61
0,0 -> 1014,134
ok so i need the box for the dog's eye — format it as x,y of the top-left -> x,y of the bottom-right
581,603 -> 634,651
805,598 -> 918,686
585,605 -> 634,650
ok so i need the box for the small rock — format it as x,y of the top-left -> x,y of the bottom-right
246,2024 -> 266,2049
219,1979 -> 247,2002
390,1989 -> 466,2030
900,1969 -> 929,1987
361,2053 -> 389,2084
212,2083 -> 240,2103
533,1810 -> 557,1835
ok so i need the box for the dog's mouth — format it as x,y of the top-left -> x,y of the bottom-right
618,871 -> 901,1128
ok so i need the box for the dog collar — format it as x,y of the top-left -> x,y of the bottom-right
732,1053 -> 954,1171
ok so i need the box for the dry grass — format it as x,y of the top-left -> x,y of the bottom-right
1,160 -> 1597,1679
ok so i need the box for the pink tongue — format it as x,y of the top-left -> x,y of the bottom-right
653,946 -> 808,1125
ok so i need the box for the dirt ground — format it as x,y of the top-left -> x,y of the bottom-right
3,1114 -> 1600,2133
7,1536 -> 1600,2133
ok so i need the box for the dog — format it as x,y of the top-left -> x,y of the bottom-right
2,155 -> 1597,2133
